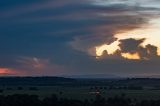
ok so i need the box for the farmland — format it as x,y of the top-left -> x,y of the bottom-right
0,77 -> 160,101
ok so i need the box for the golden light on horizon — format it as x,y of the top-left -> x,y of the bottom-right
121,53 -> 140,60
95,18 -> 160,59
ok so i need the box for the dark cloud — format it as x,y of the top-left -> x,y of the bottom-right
119,38 -> 145,53
139,44 -> 158,60
117,38 -> 159,60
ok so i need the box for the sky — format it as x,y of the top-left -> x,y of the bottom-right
0,0 -> 160,77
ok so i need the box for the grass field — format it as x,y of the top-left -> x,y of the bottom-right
1,86 -> 160,100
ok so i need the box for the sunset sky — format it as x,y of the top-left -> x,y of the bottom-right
0,0 -> 160,77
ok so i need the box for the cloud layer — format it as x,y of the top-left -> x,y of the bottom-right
0,0 -> 160,76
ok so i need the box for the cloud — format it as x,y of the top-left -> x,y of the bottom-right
16,56 -> 66,76
139,44 -> 158,60
0,0 -> 160,76
67,3 -> 160,55
119,38 -> 159,60
0,0 -> 87,18
2,0 -> 155,57
98,38 -> 160,60
16,56 -> 50,69
119,38 -> 145,53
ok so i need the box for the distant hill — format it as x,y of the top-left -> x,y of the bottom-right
134,75 -> 160,78
1,77 -> 160,87
0,77 -> 76,86
62,74 -> 121,79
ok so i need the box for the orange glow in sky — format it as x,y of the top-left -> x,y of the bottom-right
0,68 -> 15,75
96,41 -> 120,56
96,18 -> 160,59
121,53 -> 140,60
158,49 -> 160,56
115,18 -> 160,56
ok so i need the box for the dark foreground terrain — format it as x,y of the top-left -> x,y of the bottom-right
0,93 -> 160,106
0,77 -> 160,106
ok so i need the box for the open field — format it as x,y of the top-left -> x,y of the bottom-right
1,86 -> 160,100
0,77 -> 160,101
